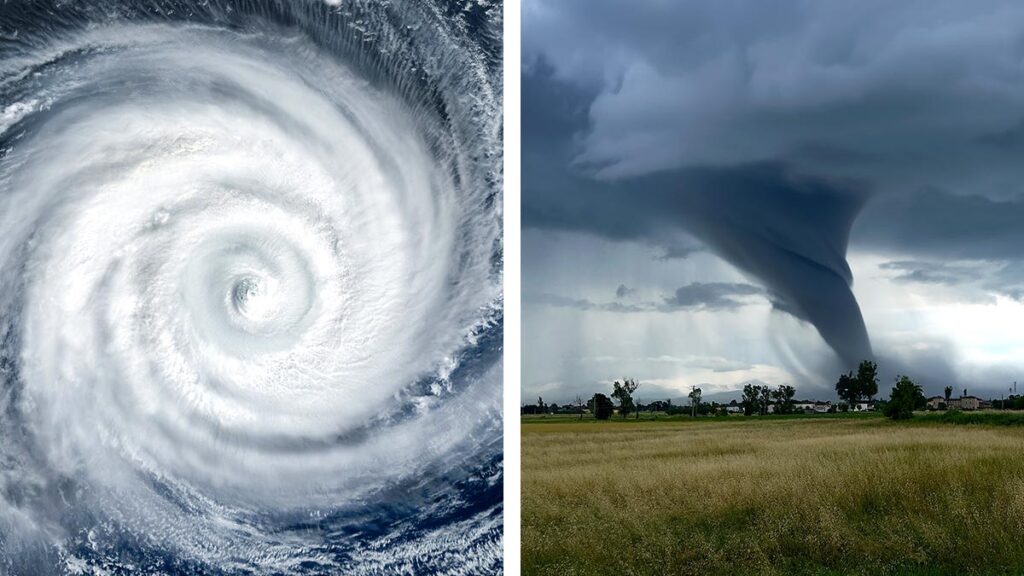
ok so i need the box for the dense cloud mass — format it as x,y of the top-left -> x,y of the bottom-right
0,1 -> 503,573
523,0 -> 1024,400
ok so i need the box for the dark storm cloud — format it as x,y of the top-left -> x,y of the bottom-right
523,0 -> 1024,374
615,284 -> 635,298
856,189 -> 1024,261
523,70 -> 872,365
526,0 -> 1024,188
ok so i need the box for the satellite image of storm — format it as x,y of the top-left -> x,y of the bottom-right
0,1 -> 503,574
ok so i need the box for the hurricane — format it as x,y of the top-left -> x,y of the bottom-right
0,0 -> 503,574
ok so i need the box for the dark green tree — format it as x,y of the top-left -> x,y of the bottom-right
591,393 -> 614,420
758,385 -> 772,415
772,384 -> 796,414
944,386 -> 953,402
885,375 -> 925,420
612,378 -> 639,419
856,360 -> 879,400
741,383 -> 761,416
835,372 -> 858,406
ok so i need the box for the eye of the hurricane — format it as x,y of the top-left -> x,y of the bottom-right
0,1 -> 502,572
226,270 -> 294,336
232,275 -> 272,320
186,232 -> 322,349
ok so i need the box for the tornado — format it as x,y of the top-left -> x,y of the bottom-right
663,163 -> 874,368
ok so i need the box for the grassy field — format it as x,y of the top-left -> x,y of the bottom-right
522,413 -> 1024,575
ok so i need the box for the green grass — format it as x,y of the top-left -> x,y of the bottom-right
914,410 -> 1024,427
523,411 -> 881,424
522,415 -> 1024,575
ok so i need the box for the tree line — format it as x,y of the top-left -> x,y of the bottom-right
739,383 -> 795,415
522,359 -> 999,421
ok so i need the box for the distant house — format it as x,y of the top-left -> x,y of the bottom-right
852,401 -> 875,412
952,396 -> 982,410
791,400 -> 832,413
725,405 -> 742,414
927,394 -> 983,411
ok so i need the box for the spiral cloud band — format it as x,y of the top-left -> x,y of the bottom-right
0,1 -> 503,574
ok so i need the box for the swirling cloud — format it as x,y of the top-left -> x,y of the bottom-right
0,1 -> 502,574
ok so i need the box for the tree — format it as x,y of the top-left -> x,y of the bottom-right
758,385 -> 772,415
538,396 -> 545,414
612,378 -> 639,419
591,393 -> 614,420
688,386 -> 703,417
575,395 -> 585,420
944,386 -> 953,402
772,384 -> 796,414
856,360 -> 879,400
835,372 -> 858,406
836,360 -> 880,408
741,383 -> 761,416
885,375 -> 925,420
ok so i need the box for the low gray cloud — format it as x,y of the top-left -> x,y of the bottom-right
615,284 -> 635,298
524,292 -> 649,313
878,258 -> 1024,303
582,354 -> 753,373
655,243 -> 704,261
528,281 -> 766,314
879,261 -> 981,285
663,282 -> 763,310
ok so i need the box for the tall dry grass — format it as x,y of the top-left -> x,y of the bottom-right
522,417 -> 1024,575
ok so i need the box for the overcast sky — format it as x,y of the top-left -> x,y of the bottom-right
522,0 -> 1024,404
